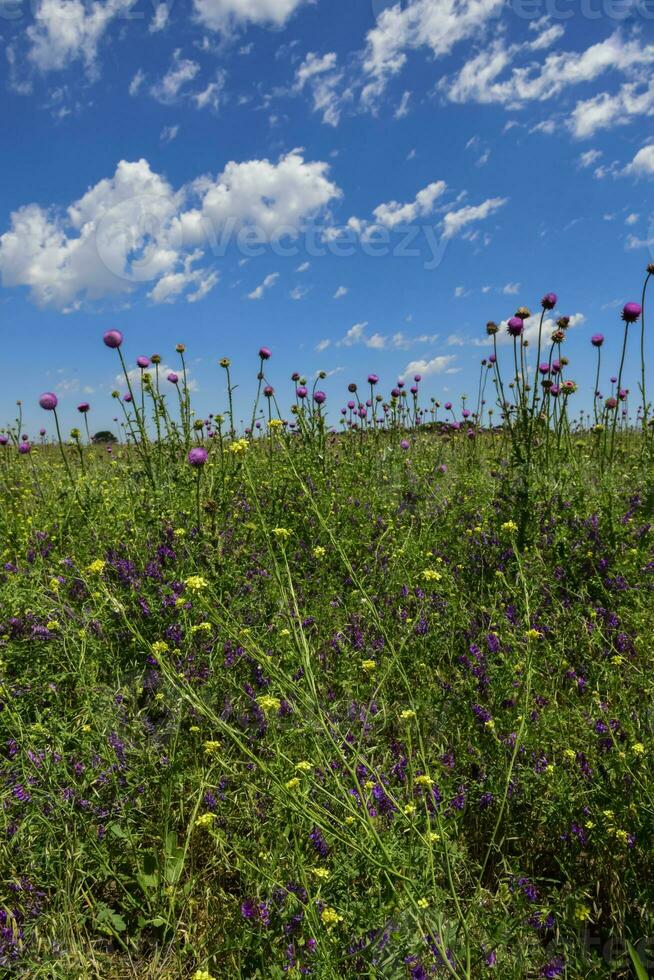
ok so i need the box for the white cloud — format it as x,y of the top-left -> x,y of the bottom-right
333,285 -> 348,299
502,282 -> 520,294
193,72 -> 227,110
569,81 -> 654,139
129,68 -> 145,96
294,51 -> 348,126
445,32 -> 654,109
372,180 -> 446,229
27,0 -> 132,73
0,151 -> 339,311
578,148 -> 602,168
336,322 -> 438,351
442,197 -> 507,239
403,355 -> 456,377
148,252 -> 219,304
316,338 -> 331,352
289,284 -> 309,300
149,2 -> 170,32
248,271 -> 279,300
624,143 -> 654,177
361,0 -> 503,106
625,212 -> 639,225
160,124 -> 180,143
151,50 -> 200,103
194,0 -> 307,33
183,150 -> 340,244
395,90 -> 412,119
296,261 -> 310,272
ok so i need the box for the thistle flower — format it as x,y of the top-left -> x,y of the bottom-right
486,321 -> 499,335
18,442 -> 31,454
77,402 -> 90,413
39,392 -> 58,411
314,391 -> 326,404
296,386 -> 308,399
515,306 -> 531,320
507,317 -> 524,337
259,346 -> 272,359
367,374 -> 379,385
622,302 -> 642,323
188,447 -> 208,467
591,334 -> 604,347
541,292 -> 557,310
136,356 -> 150,368
167,372 -> 179,384
103,329 -> 123,348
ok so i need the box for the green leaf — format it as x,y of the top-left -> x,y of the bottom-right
627,941 -> 649,980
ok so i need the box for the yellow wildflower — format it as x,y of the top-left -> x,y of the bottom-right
86,559 -> 106,575
321,907 -> 342,928
417,898 -> 429,909
633,743 -> 645,756
400,709 -> 416,721
361,659 -> 376,673
404,804 -> 417,816
185,575 -> 208,592
272,527 -> 291,541
313,546 -> 326,559
312,868 -> 330,880
203,741 -> 221,757
195,813 -> 215,830
257,695 -> 281,714
285,777 -> 301,791
415,775 -> 433,787
501,521 -> 518,534
422,569 -> 442,582
152,640 -> 170,655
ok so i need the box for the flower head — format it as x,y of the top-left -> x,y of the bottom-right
103,329 -> 123,348
541,292 -> 557,310
136,356 -> 150,368
259,346 -> 272,360
314,390 -> 327,405
39,392 -> 58,411
188,447 -> 208,467
622,302 -> 642,323
77,402 -> 90,413
591,333 -> 604,347
507,317 -> 524,337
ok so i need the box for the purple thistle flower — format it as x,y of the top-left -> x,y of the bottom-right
314,390 -> 326,405
591,333 -> 604,347
259,346 -> 272,359
507,317 -> 524,337
167,372 -> 179,384
367,373 -> 379,385
622,302 -> 641,323
103,329 -> 123,348
188,447 -> 208,467
38,392 -> 58,411
77,402 -> 90,413
136,356 -> 150,368
541,292 -> 557,310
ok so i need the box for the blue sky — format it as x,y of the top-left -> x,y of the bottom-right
2,0 -> 654,433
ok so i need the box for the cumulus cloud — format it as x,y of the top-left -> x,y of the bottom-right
624,144 -> 654,177
0,151 -> 340,310
27,0 -> 132,73
569,81 -> 654,139
444,32 -> 654,111
361,0 -> 503,106
403,355 -> 456,377
193,0 -> 307,33
442,197 -> 507,239
372,181 -> 446,229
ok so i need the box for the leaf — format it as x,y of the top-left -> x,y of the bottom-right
96,904 -> 127,934
627,941 -> 649,980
